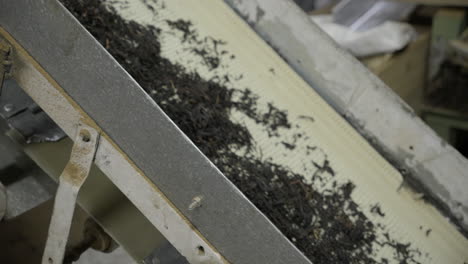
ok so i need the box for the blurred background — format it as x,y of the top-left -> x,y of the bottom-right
295,0 -> 468,158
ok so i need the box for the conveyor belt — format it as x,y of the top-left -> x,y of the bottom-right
113,1 -> 468,263
0,0 -> 467,263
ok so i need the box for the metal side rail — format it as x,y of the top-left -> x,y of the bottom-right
0,0 -> 311,263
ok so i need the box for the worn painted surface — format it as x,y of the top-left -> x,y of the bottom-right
42,125 -> 99,264
224,0 -> 468,230
4,32 -> 227,264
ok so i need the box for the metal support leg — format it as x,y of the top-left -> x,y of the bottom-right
42,124 -> 99,264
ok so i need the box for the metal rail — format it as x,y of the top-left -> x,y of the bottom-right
0,0 -> 312,263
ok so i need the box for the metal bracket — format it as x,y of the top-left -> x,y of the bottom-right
42,124 -> 99,264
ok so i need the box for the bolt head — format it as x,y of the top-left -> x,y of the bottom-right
189,196 -> 203,210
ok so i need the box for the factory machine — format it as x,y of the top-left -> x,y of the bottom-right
0,0 -> 467,263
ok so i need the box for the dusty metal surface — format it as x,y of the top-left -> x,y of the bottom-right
0,1 -> 312,263
224,0 -> 468,231
42,125 -> 98,264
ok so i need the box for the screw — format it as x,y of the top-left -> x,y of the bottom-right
188,196 -> 203,211
3,104 -> 14,113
